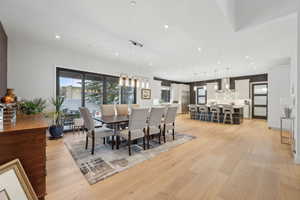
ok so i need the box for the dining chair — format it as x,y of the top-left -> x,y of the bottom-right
100,104 -> 115,129
163,106 -> 178,142
210,105 -> 221,123
147,107 -> 165,148
72,118 -> 84,134
79,107 -> 114,155
116,104 -> 129,129
116,104 -> 129,116
120,108 -> 148,156
223,105 -> 234,124
100,104 -> 115,116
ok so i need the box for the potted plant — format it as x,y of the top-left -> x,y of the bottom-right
49,96 -> 65,139
19,98 -> 47,115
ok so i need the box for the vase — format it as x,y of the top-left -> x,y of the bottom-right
1,88 -> 17,104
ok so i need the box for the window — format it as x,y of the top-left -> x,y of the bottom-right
161,87 -> 171,103
57,68 -> 136,110
58,70 -> 83,113
197,87 -> 207,105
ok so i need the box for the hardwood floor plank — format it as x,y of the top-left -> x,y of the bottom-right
45,115 -> 300,200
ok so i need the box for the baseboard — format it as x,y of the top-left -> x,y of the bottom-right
268,126 -> 290,131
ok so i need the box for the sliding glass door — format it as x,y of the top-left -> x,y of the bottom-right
57,67 -> 136,112
58,70 -> 83,113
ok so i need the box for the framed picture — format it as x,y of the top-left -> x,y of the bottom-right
141,89 -> 151,99
0,159 -> 38,200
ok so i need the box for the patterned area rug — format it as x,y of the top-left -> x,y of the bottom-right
65,133 -> 195,185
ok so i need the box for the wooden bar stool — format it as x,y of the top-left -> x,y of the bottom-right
223,105 -> 234,124
198,105 -> 208,121
210,106 -> 221,123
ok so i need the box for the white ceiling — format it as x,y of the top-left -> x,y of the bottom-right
0,0 -> 297,82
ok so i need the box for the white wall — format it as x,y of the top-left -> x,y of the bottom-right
268,65 -> 291,129
7,38 -> 159,107
295,8 -> 300,163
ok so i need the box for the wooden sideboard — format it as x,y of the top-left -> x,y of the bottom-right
0,114 -> 48,200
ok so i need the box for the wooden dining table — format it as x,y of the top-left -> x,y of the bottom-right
94,115 -> 129,149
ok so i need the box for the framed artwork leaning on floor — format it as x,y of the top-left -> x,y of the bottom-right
0,159 -> 38,200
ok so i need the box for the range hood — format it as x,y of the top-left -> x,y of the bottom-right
216,78 -> 235,93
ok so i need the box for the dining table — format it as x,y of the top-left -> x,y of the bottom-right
94,115 -> 129,149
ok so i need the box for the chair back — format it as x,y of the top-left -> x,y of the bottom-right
198,105 -> 208,112
148,107 -> 165,127
223,105 -> 234,114
188,104 -> 197,112
79,107 -> 94,131
211,105 -> 221,113
128,108 -> 149,131
100,104 -> 115,116
116,104 -> 129,116
164,106 -> 178,124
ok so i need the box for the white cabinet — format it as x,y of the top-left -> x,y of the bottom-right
235,79 -> 250,99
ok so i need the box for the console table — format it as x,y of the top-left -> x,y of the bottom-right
0,114 -> 48,200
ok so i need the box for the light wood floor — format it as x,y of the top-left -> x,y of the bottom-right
46,115 -> 300,200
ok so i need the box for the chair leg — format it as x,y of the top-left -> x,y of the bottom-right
143,136 -> 146,150
111,135 -> 115,150
158,127 -> 161,144
128,132 -> 131,156
116,136 -> 120,150
163,124 -> 166,143
103,137 -> 106,144
91,132 -> 95,155
85,134 -> 89,149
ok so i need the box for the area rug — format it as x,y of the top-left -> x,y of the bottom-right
65,133 -> 195,185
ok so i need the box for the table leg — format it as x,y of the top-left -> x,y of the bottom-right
280,118 -> 283,144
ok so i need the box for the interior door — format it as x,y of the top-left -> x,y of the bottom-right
252,83 -> 268,119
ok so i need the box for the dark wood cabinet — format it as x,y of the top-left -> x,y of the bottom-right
0,114 -> 48,200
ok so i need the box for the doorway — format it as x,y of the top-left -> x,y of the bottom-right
252,83 -> 268,119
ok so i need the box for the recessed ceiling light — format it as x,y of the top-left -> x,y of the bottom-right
55,35 -> 61,40
130,1 -> 136,6
197,47 -> 202,52
164,24 -> 169,29
245,56 -> 250,59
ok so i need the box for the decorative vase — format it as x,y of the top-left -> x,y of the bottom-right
1,88 -> 17,104
49,125 -> 64,139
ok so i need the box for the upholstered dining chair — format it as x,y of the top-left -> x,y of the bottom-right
147,107 -> 165,148
100,104 -> 115,116
100,104 -> 115,129
162,106 -> 178,143
116,104 -> 129,116
120,108 -> 149,156
79,107 -> 114,155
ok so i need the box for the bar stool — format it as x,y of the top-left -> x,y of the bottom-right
198,105 -> 209,121
189,105 -> 197,120
223,105 -> 234,124
210,106 -> 221,123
